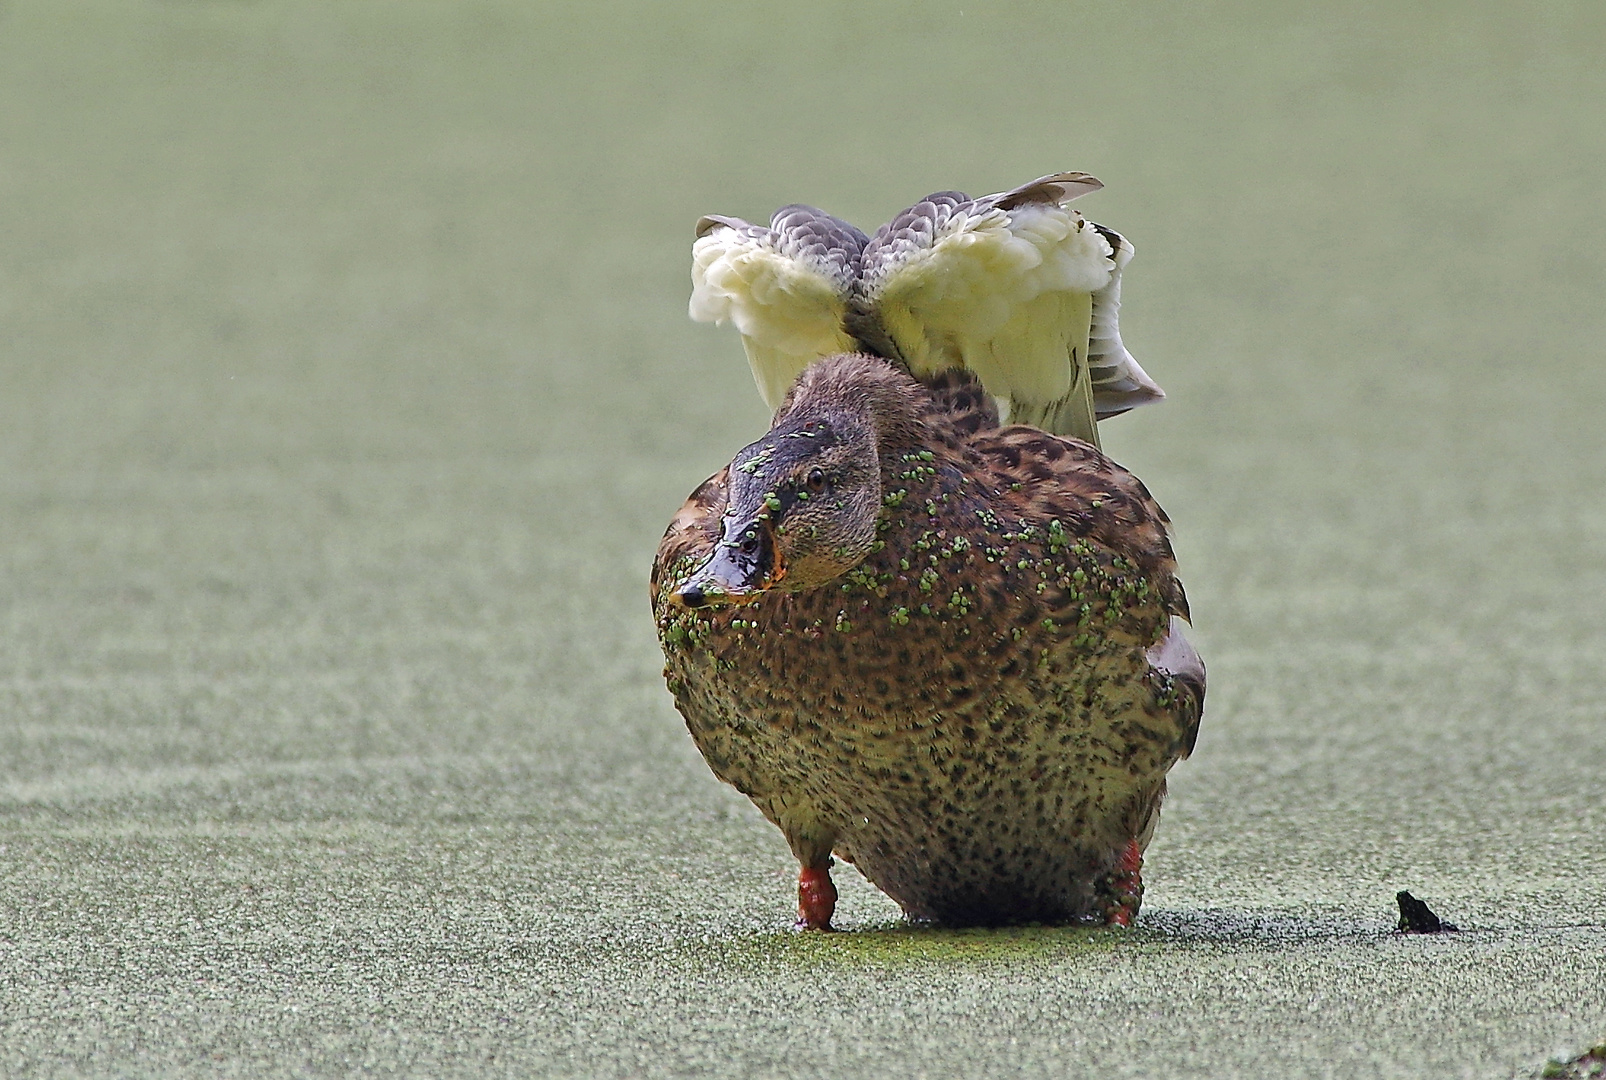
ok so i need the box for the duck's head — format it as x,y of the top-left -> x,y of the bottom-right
674,355 -> 927,609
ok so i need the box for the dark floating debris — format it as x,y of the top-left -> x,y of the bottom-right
1396,890 -> 1459,933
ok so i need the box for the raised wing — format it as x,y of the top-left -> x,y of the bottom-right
853,172 -> 1162,444
689,206 -> 868,410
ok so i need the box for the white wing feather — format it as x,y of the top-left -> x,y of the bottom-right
687,175 -> 1164,436
859,174 -> 1161,442
689,209 -> 862,411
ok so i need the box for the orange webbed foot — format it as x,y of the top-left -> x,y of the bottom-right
796,862 -> 838,931
1100,839 -> 1144,928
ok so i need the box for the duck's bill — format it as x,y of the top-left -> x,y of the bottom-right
673,520 -> 785,609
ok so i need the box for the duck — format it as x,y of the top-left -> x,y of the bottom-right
652,174 -> 1204,929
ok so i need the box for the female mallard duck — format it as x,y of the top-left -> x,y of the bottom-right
653,174 -> 1204,929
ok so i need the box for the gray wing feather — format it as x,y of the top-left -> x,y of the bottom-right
695,213 -> 757,238
991,171 -> 1105,210
856,192 -> 969,287
765,205 -> 868,291
1087,224 -> 1165,419
694,206 -> 866,290
690,204 -> 869,409
846,191 -> 974,357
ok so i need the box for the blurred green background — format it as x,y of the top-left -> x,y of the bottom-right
2,1 -> 1603,1077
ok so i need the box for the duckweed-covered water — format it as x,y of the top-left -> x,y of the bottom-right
2,2 -> 1603,1077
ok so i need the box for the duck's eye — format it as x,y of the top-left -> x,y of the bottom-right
806,467 -> 827,492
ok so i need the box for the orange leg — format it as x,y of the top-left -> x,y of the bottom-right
796,862 -> 838,931
1100,840 -> 1145,927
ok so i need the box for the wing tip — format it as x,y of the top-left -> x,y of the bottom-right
1092,384 -> 1166,421
695,214 -> 752,239
995,171 -> 1104,210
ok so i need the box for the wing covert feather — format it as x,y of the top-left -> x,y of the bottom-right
690,207 -> 867,410
857,175 -> 1161,441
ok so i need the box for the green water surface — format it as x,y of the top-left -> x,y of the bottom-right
2,2 -> 1603,1077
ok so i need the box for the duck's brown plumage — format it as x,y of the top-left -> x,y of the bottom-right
651,355 -> 1203,927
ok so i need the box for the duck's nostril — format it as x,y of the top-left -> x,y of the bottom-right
677,583 -> 707,609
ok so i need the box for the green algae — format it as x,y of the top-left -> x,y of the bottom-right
1542,1042 -> 1606,1080
2,2 -> 1604,1079
737,445 -> 775,476
691,924 -> 1132,974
